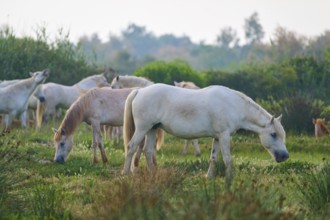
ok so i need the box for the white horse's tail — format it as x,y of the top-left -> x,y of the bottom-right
156,128 -> 164,151
123,89 -> 139,156
36,99 -> 46,129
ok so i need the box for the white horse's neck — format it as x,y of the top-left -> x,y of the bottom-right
238,93 -> 272,134
13,77 -> 38,95
74,75 -> 103,89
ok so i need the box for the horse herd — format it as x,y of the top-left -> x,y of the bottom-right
1,69 -> 291,178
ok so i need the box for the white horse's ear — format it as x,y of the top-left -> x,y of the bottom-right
52,128 -> 58,133
276,114 -> 282,122
270,116 -> 275,124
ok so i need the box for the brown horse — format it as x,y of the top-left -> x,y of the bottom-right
312,118 -> 330,139
53,87 -> 163,165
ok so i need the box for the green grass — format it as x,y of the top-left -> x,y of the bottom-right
0,125 -> 329,219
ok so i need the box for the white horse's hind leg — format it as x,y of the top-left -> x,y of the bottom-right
192,139 -> 201,156
144,129 -> 157,171
122,131 -> 146,175
134,137 -> 145,167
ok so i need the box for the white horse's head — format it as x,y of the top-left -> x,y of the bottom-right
53,128 -> 73,163
259,115 -> 289,162
31,69 -> 49,84
110,75 -> 123,89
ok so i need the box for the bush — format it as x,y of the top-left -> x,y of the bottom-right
0,26 -> 94,85
134,59 -> 205,86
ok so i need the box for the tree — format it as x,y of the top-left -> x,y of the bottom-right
244,12 -> 264,44
216,27 -> 239,49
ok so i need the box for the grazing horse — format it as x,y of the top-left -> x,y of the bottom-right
174,81 -> 201,156
53,87 -> 164,164
312,118 -> 330,139
110,75 -> 153,89
0,69 -> 49,129
122,84 -> 289,180
35,73 -> 110,129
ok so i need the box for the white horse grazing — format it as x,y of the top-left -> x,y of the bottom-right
174,81 -> 201,157
35,73 -> 110,128
0,69 -> 49,129
53,87 -> 164,164
122,84 -> 289,180
110,75 -> 153,89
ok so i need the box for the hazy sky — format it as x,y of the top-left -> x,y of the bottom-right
1,0 -> 330,44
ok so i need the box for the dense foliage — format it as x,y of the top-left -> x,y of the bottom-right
0,26 -> 94,85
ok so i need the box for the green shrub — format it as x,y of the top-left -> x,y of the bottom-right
134,59 -> 205,86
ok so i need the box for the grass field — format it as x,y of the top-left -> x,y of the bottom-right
1,124 -> 329,219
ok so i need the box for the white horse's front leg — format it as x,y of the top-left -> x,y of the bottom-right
219,132 -> 234,189
206,138 -> 220,178
192,139 -> 201,156
20,111 -> 27,128
4,113 -> 14,130
182,139 -> 189,156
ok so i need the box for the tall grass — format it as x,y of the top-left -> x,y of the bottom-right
0,130 -> 26,217
292,159 -> 330,215
0,127 -> 329,219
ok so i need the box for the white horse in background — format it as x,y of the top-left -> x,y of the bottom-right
122,84 -> 289,182
110,75 -> 153,89
109,75 -> 154,149
174,81 -> 201,157
0,69 -> 49,129
0,79 -> 40,128
35,73 -> 110,129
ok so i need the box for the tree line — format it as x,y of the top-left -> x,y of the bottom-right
1,13 -> 330,134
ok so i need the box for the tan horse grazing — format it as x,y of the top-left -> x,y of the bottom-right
174,81 -> 201,157
53,87 -> 164,164
312,118 -> 330,139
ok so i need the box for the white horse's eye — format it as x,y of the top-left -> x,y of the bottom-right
271,133 -> 277,138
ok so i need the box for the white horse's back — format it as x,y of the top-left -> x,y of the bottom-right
132,84 -> 246,138
35,73 -> 110,128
